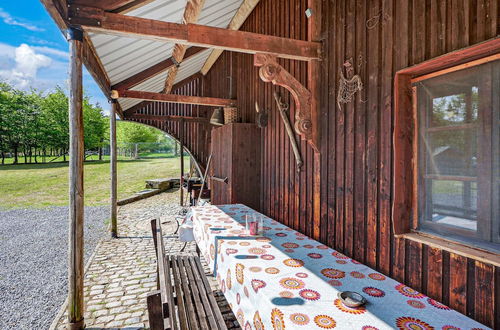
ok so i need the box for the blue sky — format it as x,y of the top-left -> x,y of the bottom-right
0,1 -> 109,113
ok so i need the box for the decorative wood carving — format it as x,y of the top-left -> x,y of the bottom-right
254,53 -> 317,150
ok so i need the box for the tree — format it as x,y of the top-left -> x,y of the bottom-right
0,84 -> 25,164
39,87 -> 69,160
116,121 -> 160,144
83,97 -> 107,156
0,82 -> 14,164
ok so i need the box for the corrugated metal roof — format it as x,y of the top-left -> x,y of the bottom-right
87,0 -> 244,111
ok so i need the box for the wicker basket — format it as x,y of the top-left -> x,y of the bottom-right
224,107 -> 238,124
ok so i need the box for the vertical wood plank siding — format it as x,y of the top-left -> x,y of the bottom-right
130,0 -> 499,326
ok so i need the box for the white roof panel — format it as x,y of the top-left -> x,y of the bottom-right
89,0 -> 245,111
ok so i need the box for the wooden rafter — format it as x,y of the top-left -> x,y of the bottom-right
254,53 -> 318,151
115,90 -> 236,107
125,113 -> 210,124
67,5 -> 321,61
112,46 -> 205,91
200,0 -> 260,75
82,34 -> 111,97
69,0 -> 141,12
163,0 -> 206,94
112,0 -> 156,13
121,73 -> 204,115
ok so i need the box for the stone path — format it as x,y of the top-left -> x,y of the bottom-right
53,189 -> 239,329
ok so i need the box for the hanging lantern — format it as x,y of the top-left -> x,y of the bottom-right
210,108 -> 224,126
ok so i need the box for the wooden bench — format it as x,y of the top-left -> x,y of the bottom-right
147,219 -> 227,330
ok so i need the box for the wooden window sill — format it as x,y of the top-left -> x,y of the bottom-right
399,232 -> 500,267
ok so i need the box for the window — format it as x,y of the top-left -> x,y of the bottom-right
412,58 -> 499,251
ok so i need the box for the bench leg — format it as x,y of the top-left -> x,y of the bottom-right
147,291 -> 164,330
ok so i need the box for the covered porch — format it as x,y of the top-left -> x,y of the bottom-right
40,0 -> 499,329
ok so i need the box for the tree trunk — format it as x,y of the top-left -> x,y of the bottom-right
14,146 -> 18,164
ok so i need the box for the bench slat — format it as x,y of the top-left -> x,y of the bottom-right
152,219 -> 177,330
186,257 -> 219,329
191,257 -> 228,330
163,255 -> 177,329
170,255 -> 189,330
181,256 -> 209,330
175,256 -> 200,330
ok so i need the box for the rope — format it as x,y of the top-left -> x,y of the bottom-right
337,70 -> 363,111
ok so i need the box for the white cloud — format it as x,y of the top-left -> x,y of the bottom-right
0,43 -> 52,89
32,46 -> 68,58
0,8 -> 44,32
27,36 -> 61,48
0,43 -> 109,112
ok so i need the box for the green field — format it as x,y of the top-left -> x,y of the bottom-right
0,156 -> 189,209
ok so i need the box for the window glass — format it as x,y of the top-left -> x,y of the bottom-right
415,59 -> 499,250
430,90 -> 478,126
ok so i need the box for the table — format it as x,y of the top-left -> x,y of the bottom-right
192,204 -> 488,330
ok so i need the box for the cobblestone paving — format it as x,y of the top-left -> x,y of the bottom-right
53,189 -> 240,329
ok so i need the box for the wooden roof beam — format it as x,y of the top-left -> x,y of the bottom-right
111,46 -> 205,90
115,90 -> 236,107
67,5 -> 321,61
125,113 -> 210,124
121,73 -> 204,114
201,0 -> 260,75
163,0 -> 206,94
112,0 -> 156,14
69,0 -> 141,12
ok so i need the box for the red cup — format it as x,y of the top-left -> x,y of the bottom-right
249,221 -> 258,235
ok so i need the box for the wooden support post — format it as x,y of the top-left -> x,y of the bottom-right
180,119 -> 184,206
307,0 -> 322,241
110,101 -> 118,238
67,26 -> 85,330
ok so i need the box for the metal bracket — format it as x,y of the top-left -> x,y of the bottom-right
66,26 -> 83,41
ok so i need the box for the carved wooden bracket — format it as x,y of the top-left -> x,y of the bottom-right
254,53 -> 317,150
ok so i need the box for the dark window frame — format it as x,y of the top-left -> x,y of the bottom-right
392,38 -> 500,256
413,61 -> 499,249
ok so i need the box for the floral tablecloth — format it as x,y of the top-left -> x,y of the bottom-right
191,204 -> 488,330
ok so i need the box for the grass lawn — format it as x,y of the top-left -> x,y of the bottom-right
0,156 -> 189,209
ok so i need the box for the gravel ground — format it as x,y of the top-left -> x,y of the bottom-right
0,206 -> 108,330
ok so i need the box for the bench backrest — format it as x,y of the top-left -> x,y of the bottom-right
149,219 -> 227,330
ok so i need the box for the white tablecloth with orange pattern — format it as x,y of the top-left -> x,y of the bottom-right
191,204 -> 488,330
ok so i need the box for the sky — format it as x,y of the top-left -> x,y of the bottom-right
0,1 -> 110,113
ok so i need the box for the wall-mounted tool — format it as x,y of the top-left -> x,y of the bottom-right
274,92 -> 303,172
255,101 -> 268,128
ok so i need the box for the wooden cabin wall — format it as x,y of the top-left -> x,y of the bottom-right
126,77 -> 211,168
202,0 -> 500,327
